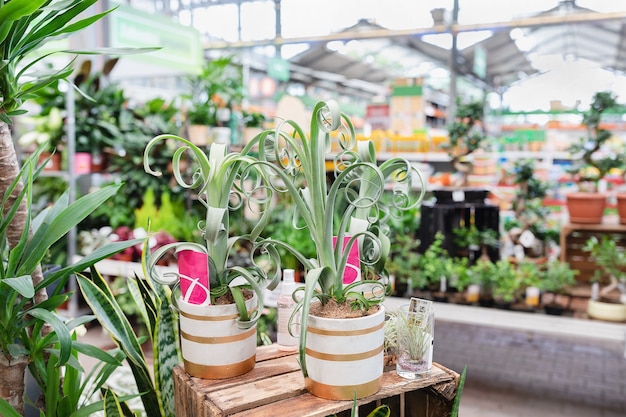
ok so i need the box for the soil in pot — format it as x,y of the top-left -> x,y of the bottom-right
308,298 -> 380,318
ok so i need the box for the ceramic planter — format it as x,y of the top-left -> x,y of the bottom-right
304,305 -> 385,400
587,299 -> 626,322
566,192 -> 606,224
177,293 -> 258,379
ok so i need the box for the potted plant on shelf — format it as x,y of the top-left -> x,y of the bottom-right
539,260 -> 579,315
142,135 -> 279,379
252,100 -> 426,400
461,258 -> 495,306
441,98 -> 489,191
416,232 -> 455,301
241,109 -> 267,147
566,91 -> 624,224
491,259 -> 522,309
504,159 -> 559,261
185,56 -> 243,146
583,235 -> 626,321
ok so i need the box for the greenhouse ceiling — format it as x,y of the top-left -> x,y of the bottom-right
130,0 -> 626,109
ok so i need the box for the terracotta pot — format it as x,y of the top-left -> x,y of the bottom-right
177,293 -> 258,379
188,124 -> 211,146
616,193 -> 626,224
304,305 -> 385,400
566,192 -> 607,224
39,152 -> 62,171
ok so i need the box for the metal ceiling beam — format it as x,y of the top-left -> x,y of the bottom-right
203,10 -> 626,49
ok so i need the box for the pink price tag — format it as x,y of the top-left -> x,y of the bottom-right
333,236 -> 361,285
178,249 -> 211,305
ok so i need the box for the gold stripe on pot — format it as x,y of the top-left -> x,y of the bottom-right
181,327 -> 256,344
180,307 -> 258,321
305,345 -> 383,361
183,355 -> 256,379
304,376 -> 382,400
307,320 -> 384,336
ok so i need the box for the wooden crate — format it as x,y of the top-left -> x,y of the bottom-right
173,344 -> 459,417
560,221 -> 626,283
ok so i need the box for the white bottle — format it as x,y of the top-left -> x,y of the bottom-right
277,269 -> 299,351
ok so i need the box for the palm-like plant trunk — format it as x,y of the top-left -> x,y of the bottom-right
0,120 -> 48,414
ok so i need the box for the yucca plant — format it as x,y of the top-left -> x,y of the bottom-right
0,0 -> 153,413
0,152 -> 142,414
250,100 -> 426,377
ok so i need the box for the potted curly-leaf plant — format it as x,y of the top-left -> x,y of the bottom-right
566,91 -> 623,224
143,135 -> 279,379
251,101 -> 426,400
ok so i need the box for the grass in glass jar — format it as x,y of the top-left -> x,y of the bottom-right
397,310 -> 433,373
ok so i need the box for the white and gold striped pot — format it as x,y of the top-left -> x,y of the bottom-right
304,305 -> 385,400
177,293 -> 257,379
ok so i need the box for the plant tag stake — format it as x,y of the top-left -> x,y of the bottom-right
408,297 -> 433,328
333,235 -> 361,285
178,249 -> 211,306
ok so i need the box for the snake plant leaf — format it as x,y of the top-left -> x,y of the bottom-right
76,273 -> 162,417
126,276 -> 156,340
103,388 -> 124,417
140,246 -> 179,417
152,283 -> 180,417
2,275 -> 34,298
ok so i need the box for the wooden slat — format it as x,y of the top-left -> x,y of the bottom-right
174,346 -> 458,417
560,222 -> 626,283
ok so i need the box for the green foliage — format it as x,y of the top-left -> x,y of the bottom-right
568,91 -> 624,184
257,307 -> 277,346
384,202 -> 421,286
460,258 -> 495,291
443,99 -> 488,185
416,232 -> 454,289
540,260 -> 579,295
506,159 -> 558,258
242,110 -> 266,128
0,0 -> 115,123
263,195 -> 317,270
491,259 -> 521,302
451,366 -> 468,417
0,153 -> 140,360
28,329 -> 137,417
185,56 -> 243,126
583,235 -> 626,286
453,224 -> 499,252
